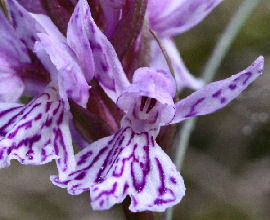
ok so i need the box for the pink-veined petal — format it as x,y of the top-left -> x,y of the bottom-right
74,0 -> 130,102
51,126 -> 185,212
172,56 -> 264,124
150,38 -> 203,90
149,0 -> 223,37
67,0 -> 95,82
0,86 -> 75,180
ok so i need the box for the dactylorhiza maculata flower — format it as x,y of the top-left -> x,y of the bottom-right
0,0 -> 265,213
0,0 -> 129,179
51,57 -> 264,211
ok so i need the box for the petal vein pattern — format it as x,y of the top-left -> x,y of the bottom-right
172,56 -> 264,123
71,0 -> 130,103
51,127 -> 185,212
0,86 -> 75,180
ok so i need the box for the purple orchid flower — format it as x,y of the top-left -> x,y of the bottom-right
0,0 -> 131,180
0,0 -> 81,179
147,0 -> 224,91
51,56 -> 264,212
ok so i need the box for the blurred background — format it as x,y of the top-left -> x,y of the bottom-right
0,0 -> 270,219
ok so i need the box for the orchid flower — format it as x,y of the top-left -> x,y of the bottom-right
51,56 -> 264,212
0,0 -> 131,179
147,0 -> 224,91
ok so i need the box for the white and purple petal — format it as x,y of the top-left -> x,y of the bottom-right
67,0 -> 95,82
150,38 -> 203,90
0,9 -> 30,67
6,0 -> 67,49
34,33 -> 90,108
0,86 -> 75,179
172,56 -> 264,123
149,0 -> 224,37
73,0 -> 130,102
51,126 -> 185,212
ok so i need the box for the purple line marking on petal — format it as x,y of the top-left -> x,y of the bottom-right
243,71 -> 252,85
46,102 -> 52,112
0,106 -> 22,118
131,195 -> 138,207
77,150 -> 93,166
95,129 -> 128,183
75,172 -> 86,180
7,120 -> 33,139
212,89 -> 222,98
220,97 -> 226,104
152,157 -> 177,206
229,84 -> 237,90
57,110 -> 64,125
99,200 -> 104,207
56,128 -> 69,172
185,97 -> 206,118
69,146 -> 109,176
155,157 -> 166,195
130,133 -> 151,193
151,136 -> 155,147
170,177 -> 177,185
53,102 -> 61,115
0,148 -> 5,160
22,103 -> 42,119
34,113 -> 42,121
94,182 -> 117,201
127,131 -> 135,146
41,148 -> 47,162
123,182 -> 129,195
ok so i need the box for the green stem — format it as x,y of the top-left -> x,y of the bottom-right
163,0 -> 262,219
